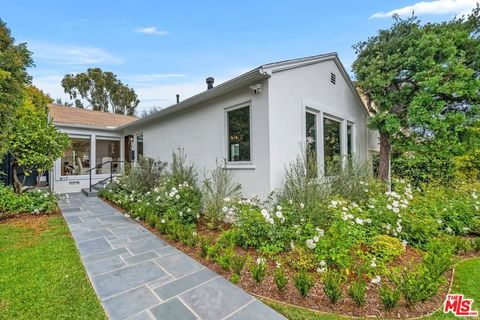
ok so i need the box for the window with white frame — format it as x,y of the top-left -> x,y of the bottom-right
323,117 -> 342,176
227,105 -> 251,162
95,138 -> 120,174
347,123 -> 354,163
136,133 -> 144,161
61,137 -> 91,176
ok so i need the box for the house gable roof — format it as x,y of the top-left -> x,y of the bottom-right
48,104 -> 138,130
120,53 -> 367,130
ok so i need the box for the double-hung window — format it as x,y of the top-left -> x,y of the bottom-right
323,117 -> 342,176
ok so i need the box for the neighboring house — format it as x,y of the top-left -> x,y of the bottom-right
49,53 -> 380,197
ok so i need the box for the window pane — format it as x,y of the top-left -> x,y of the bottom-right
306,112 -> 317,178
323,118 -> 342,176
137,134 -> 144,160
95,139 -> 120,174
228,106 -> 250,162
347,124 -> 353,157
61,137 -> 91,176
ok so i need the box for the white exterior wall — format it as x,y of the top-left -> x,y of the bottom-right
267,60 -> 369,191
123,82 -> 271,198
51,126 -> 124,193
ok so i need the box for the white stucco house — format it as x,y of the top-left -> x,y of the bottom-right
48,53 -> 379,198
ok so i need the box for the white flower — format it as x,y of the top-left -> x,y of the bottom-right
196,214 -> 200,219
317,267 -> 327,273
365,218 -> 372,224
402,239 -> 408,247
319,260 -> 326,267
342,207 -> 348,212
179,212 -> 183,217
392,207 -> 400,213
222,206 -> 228,213
276,205 -> 282,211
276,261 -> 281,268
341,213 -> 348,221
318,229 -> 325,236
446,227 -> 453,233
371,275 -> 381,284
153,187 -> 159,192
192,231 -> 197,237
290,241 -> 295,250
256,257 -> 266,265
187,208 -> 191,213
386,204 -> 393,210
472,192 -> 478,199
313,236 -> 319,242
355,218 -> 364,225
437,219 -> 443,224
224,197 -> 231,202
135,217 -> 140,221
124,213 -> 130,218
370,260 -> 377,268
275,211 -> 283,218
267,218 -> 275,225
288,199 -> 293,205
306,239 -> 317,249
392,201 -> 399,207
168,192 -> 175,197
300,203 -> 304,209
33,208 -> 40,214
347,214 -> 354,220
175,194 -> 180,200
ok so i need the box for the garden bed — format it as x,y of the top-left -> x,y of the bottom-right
101,196 -> 470,319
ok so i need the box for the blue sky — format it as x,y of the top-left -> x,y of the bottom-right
1,0 -> 477,114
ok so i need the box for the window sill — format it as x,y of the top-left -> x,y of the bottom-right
224,163 -> 256,170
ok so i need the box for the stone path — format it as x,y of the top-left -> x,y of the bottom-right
58,193 -> 285,320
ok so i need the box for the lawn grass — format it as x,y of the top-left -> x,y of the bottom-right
0,214 -> 105,320
263,257 -> 480,320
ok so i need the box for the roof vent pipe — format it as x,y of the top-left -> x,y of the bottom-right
206,77 -> 214,90
176,94 -> 180,103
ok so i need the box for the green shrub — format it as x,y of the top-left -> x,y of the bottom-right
202,161 -> 242,228
217,247 -> 234,270
199,236 -> 212,258
250,257 -> 267,283
288,247 -> 317,271
400,267 -> 439,306
0,185 -> 57,217
230,254 -> 247,275
121,157 -> 167,193
424,238 -> 453,279
322,270 -> 343,303
473,237 -> 480,252
169,148 -> 198,187
379,284 -> 401,310
273,266 -> 288,291
348,279 -> 366,306
369,235 -> 404,261
294,270 -> 314,298
230,273 -> 240,284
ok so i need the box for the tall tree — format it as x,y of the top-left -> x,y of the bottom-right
0,19 -> 33,158
352,8 -> 480,183
61,68 -> 139,115
8,86 -> 70,193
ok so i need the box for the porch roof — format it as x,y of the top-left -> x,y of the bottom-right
48,104 -> 138,129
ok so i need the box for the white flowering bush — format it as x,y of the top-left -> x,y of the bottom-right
0,185 -> 57,217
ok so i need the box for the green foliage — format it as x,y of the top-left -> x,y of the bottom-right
230,254 -> 247,275
423,238 -> 454,279
230,273 -> 240,284
353,9 -> 480,184
288,246 -> 317,272
369,235 -> 404,261
249,257 -> 267,283
273,265 -> 288,291
169,148 -> 198,187
8,86 -> 70,193
61,67 -> 139,115
379,284 -> 401,311
121,157 -> 167,193
293,271 -> 314,298
199,236 -> 212,258
0,184 -> 57,217
0,19 -> 33,159
348,279 -> 366,306
322,270 -> 343,303
202,160 -> 242,228
400,266 -> 439,306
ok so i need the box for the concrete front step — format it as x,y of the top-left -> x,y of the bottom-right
81,188 -> 99,197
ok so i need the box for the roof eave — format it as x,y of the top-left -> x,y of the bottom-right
119,68 -> 270,130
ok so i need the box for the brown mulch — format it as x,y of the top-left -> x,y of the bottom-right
100,197 -> 474,319
0,213 -> 60,234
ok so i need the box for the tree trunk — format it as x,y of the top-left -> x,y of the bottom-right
378,131 -> 391,183
11,162 -> 23,194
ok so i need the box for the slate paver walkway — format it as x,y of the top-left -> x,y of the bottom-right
58,193 -> 285,320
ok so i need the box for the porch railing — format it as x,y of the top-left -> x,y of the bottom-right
87,160 -> 124,192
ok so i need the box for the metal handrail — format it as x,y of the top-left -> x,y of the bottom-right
89,160 -> 125,192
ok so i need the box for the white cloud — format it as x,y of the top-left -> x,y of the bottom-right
32,74 -> 70,101
134,27 -> 169,35
28,41 -> 123,65
370,0 -> 477,18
